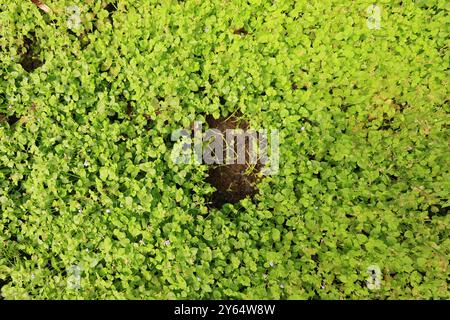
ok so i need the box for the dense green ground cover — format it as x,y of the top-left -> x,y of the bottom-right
0,0 -> 448,299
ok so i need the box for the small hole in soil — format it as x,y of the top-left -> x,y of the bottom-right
0,113 -> 20,126
104,1 -> 117,26
233,27 -> 249,35
104,2 -> 118,13
126,102 -> 133,118
0,277 -> 11,299
19,33 -> 43,73
205,114 -> 262,209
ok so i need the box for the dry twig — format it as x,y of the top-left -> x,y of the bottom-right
31,0 -> 51,13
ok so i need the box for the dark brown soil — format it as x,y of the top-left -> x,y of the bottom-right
0,113 -> 20,126
19,34 -> 43,73
205,114 -> 262,208
233,28 -> 249,35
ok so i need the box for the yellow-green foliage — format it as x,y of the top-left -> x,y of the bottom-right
0,0 -> 448,299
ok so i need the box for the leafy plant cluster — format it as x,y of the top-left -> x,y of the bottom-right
0,0 -> 448,299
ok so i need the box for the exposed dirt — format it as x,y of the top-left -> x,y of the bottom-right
233,28 -> 249,35
104,2 -> 118,13
0,103 -> 36,128
0,279 -> 8,300
205,114 -> 262,208
19,34 -> 43,73
0,113 -> 20,126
